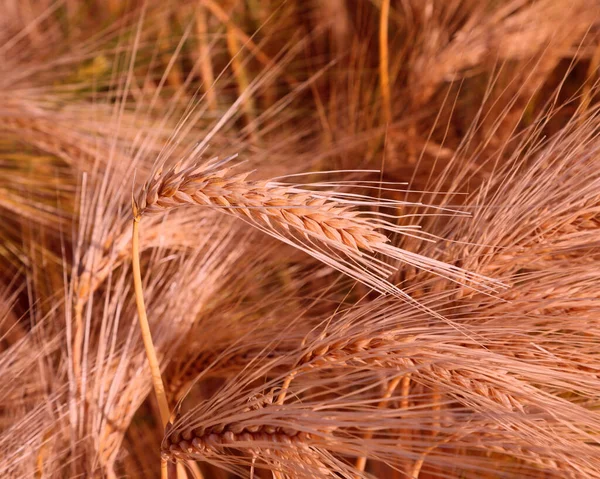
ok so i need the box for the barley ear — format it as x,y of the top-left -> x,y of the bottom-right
131,215 -> 170,428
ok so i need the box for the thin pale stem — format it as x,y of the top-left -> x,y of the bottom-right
412,433 -> 458,478
73,304 -> 83,386
276,372 -> 296,405
132,218 -> 171,429
580,41 -> 600,119
355,375 -> 403,473
196,6 -> 217,110
186,461 -> 204,479
34,427 -> 52,479
379,0 -> 391,125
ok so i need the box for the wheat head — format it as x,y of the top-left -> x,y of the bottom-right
133,157 -> 502,303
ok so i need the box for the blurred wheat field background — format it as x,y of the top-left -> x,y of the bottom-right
1,1 -> 600,478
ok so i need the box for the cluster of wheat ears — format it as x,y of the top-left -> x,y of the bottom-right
1,0 -> 600,478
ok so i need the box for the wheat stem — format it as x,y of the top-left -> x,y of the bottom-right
132,217 -> 171,429
355,375 -> 402,473
379,0 -> 391,126
195,6 -> 217,111
226,18 -> 259,145
73,304 -> 83,386
276,372 -> 296,405
163,458 -> 172,479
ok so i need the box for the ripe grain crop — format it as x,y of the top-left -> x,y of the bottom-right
1,1 -> 600,478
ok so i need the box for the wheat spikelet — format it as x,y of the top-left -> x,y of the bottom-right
134,158 -> 390,251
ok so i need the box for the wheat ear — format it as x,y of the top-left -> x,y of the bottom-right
133,157 -> 502,302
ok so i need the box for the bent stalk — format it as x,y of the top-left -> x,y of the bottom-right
131,215 -> 171,428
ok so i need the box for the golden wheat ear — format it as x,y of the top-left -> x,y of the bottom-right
134,156 -> 503,299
